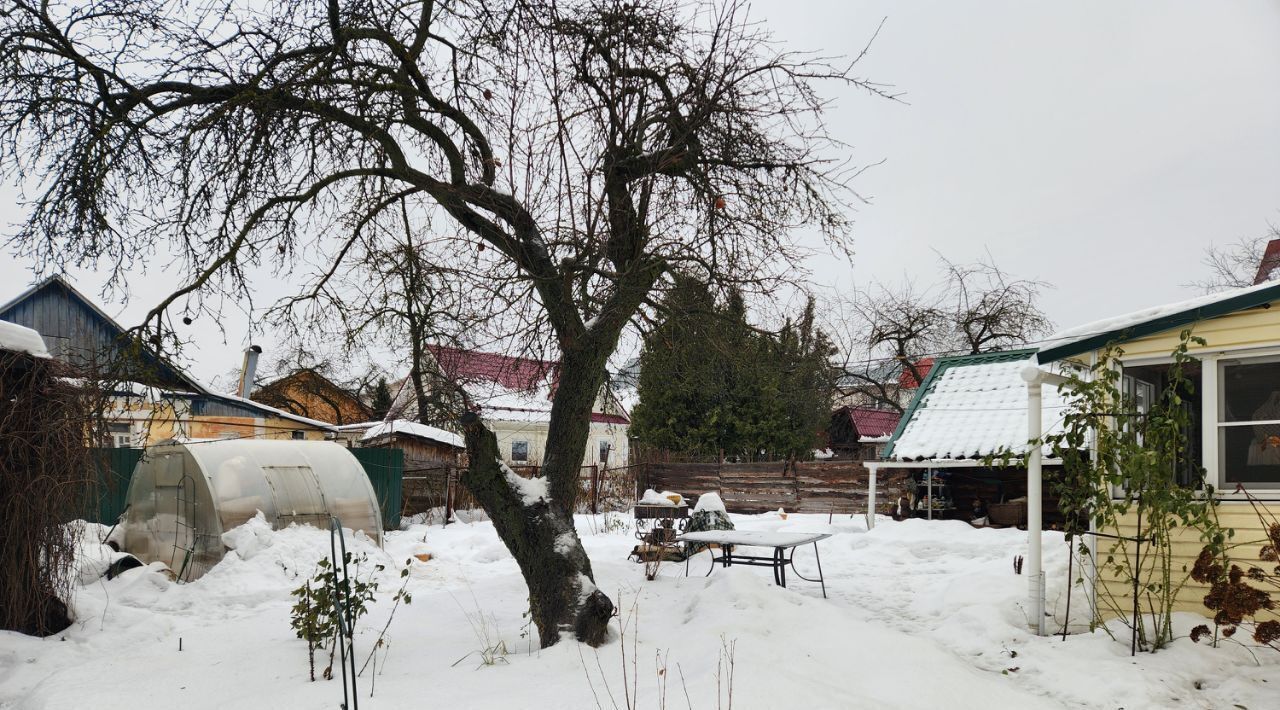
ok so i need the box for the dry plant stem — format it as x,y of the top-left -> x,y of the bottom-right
0,352 -> 99,636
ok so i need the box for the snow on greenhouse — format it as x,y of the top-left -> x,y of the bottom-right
116,439 -> 382,581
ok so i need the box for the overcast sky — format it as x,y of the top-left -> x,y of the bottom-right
2,0 -> 1279,384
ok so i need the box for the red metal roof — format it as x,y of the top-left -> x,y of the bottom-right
848,406 -> 902,439
427,345 -> 631,424
897,358 -> 935,389
1255,239 -> 1280,285
427,345 -> 556,391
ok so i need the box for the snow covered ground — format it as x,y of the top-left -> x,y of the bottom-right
2,513 -> 1276,709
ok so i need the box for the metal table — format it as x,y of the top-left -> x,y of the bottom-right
677,530 -> 832,598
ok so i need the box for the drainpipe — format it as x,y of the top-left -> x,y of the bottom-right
865,461 -> 878,529
238,345 -> 263,399
1021,364 -> 1071,636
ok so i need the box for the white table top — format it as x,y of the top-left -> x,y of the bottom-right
676,530 -> 832,548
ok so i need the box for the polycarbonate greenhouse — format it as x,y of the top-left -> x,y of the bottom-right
119,439 -> 383,581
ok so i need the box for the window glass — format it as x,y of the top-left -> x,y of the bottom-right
598,440 -> 612,465
510,440 -> 529,462
108,422 -> 133,448
1220,358 -> 1280,486
1222,360 -> 1280,423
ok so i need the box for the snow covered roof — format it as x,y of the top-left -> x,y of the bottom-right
387,345 -> 630,426
885,350 -> 1070,462
0,320 -> 50,358
360,419 -> 464,448
1036,279 -> 1280,364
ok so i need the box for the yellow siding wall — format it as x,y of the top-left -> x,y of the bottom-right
1096,502 -> 1280,622
186,416 -> 328,441
1109,300 -> 1280,359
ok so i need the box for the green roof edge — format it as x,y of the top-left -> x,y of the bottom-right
1036,282 -> 1280,364
882,348 -> 1038,459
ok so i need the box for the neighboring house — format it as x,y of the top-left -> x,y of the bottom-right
338,419 -> 464,469
1033,273 -> 1280,624
252,368 -> 373,425
0,276 -> 334,445
836,357 -> 935,412
875,349 -> 1074,525
827,406 -> 902,460
387,344 -> 630,467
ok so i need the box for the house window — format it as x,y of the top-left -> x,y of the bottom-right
107,422 -> 133,448
1124,362 -> 1203,487
510,440 -> 529,462
291,430 -> 306,440
1219,356 -> 1280,487
598,440 -> 612,466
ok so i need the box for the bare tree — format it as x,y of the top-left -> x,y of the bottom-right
1190,227 -> 1280,293
832,256 -> 1051,411
944,256 -> 1052,354
0,0 -> 888,646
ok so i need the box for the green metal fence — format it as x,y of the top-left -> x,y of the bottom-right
89,447 -> 143,524
86,446 -> 404,531
348,447 -> 404,530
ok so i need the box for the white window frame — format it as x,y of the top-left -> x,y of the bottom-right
1180,343 -> 1280,500
1213,351 -> 1280,492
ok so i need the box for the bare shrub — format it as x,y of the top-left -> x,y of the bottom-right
0,351 -> 98,636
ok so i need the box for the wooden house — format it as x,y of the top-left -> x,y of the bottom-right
252,368 -> 373,425
827,406 -> 901,460
387,344 -> 631,467
0,276 -> 334,445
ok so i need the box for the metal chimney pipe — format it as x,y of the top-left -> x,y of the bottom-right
238,345 -> 262,399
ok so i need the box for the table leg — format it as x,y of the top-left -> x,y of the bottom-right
777,547 -> 787,588
814,542 -> 826,599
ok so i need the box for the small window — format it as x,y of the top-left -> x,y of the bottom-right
1219,357 -> 1280,487
598,440 -> 612,465
291,430 -> 306,440
510,440 -> 529,462
107,422 -> 133,448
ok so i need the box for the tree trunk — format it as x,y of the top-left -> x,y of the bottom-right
460,411 -> 614,648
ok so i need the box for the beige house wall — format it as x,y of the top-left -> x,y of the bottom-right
489,419 -> 630,468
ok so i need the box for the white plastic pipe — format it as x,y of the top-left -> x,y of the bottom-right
867,463 -> 877,529
1027,381 -> 1045,635
1021,365 -> 1046,636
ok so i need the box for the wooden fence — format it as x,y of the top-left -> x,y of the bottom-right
401,463 -> 641,522
407,460 -> 911,518
642,460 -> 911,515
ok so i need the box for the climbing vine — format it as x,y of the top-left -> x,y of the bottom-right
1033,331 -> 1230,651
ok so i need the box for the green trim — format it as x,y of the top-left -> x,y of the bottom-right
1036,283 -> 1280,364
882,349 -> 1037,458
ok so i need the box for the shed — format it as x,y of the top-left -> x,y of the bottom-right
119,440 -> 382,581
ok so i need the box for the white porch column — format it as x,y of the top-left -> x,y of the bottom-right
1023,370 -> 1046,635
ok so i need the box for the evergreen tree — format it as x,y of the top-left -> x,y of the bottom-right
369,377 -> 393,421
630,282 -> 835,460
